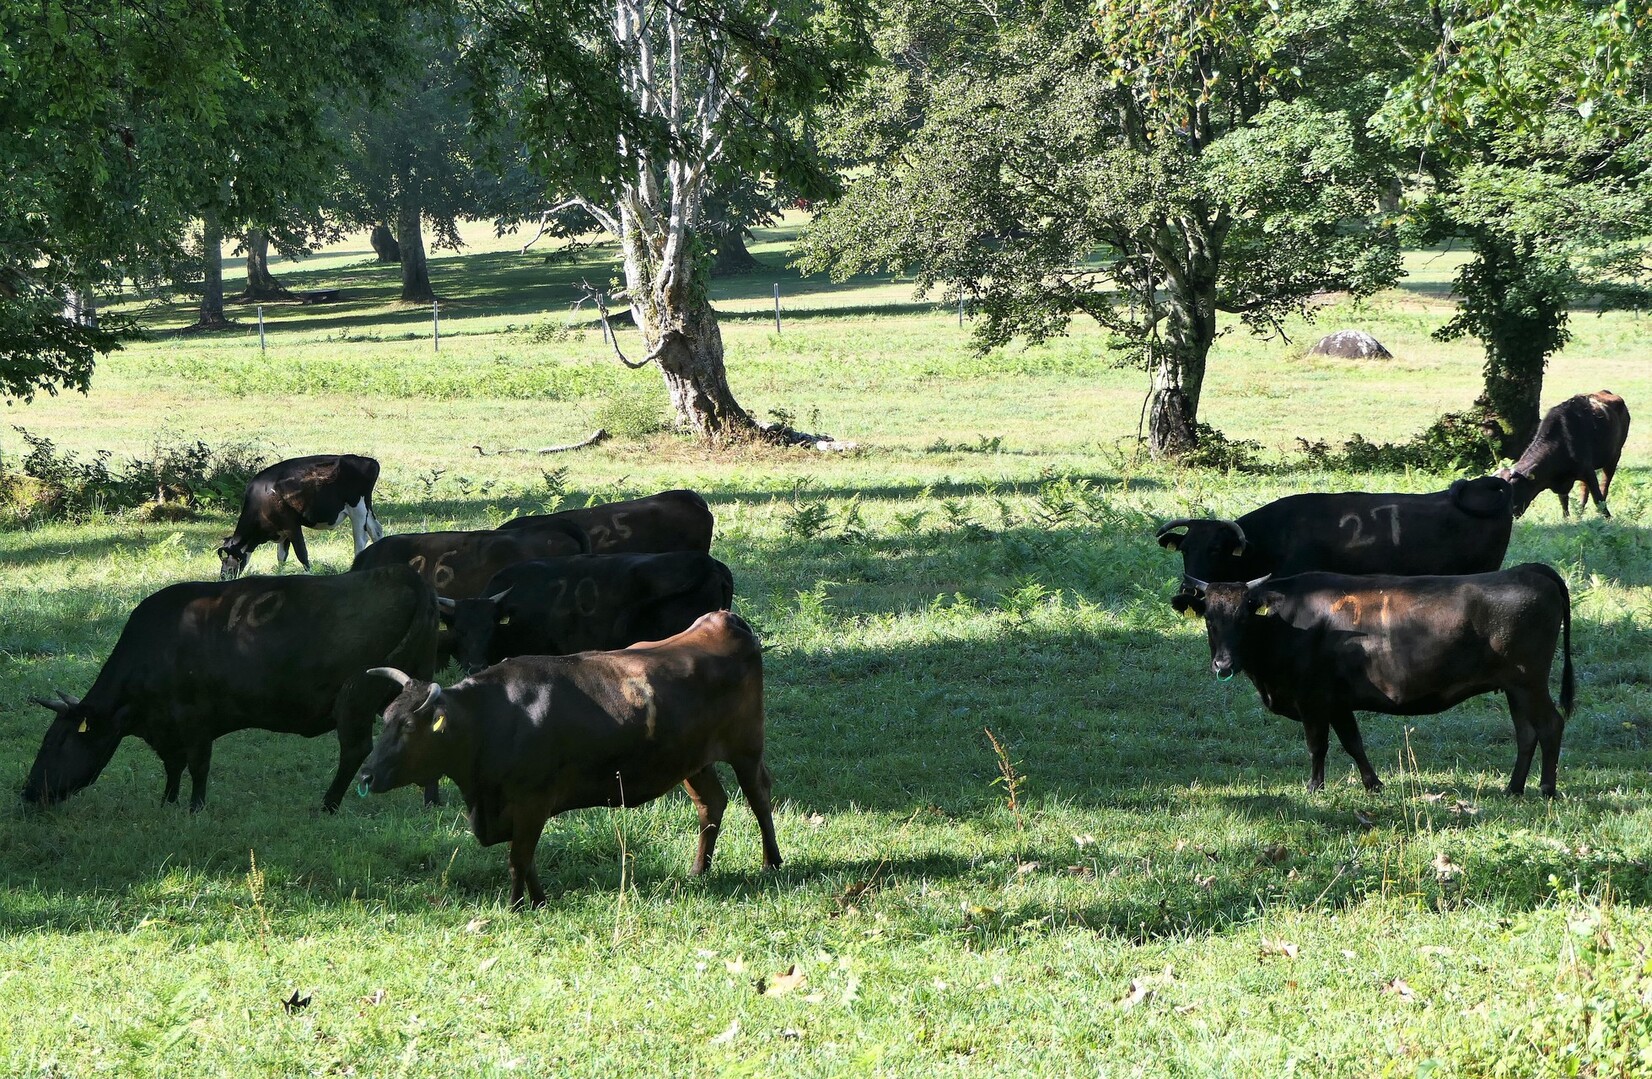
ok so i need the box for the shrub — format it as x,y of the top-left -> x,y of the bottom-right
594,380 -> 672,439
0,429 -> 267,529
1297,405 -> 1503,474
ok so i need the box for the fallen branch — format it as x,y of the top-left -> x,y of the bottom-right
473,429 -> 610,456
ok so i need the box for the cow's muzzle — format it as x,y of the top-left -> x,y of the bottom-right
1212,658 -> 1237,681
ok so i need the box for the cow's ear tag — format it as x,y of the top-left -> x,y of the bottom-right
77,720 -> 88,734
1180,605 -> 1200,620
498,614 -> 511,626
431,712 -> 447,733
1253,602 -> 1271,617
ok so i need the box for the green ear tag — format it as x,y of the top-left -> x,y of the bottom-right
356,778 -> 371,799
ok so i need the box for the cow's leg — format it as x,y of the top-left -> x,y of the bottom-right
508,817 -> 550,910
681,765 -> 729,876
275,539 -> 290,570
1504,689 -> 1541,796
162,755 -> 185,805
422,780 -> 443,807
1580,471 -> 1610,517
1557,488 -> 1571,519
1507,687 -> 1564,797
323,685 -> 376,813
1302,716 -> 1331,793
1328,711 -> 1382,792
186,741 -> 213,811
365,503 -> 384,543
346,500 -> 370,553
730,757 -> 783,869
290,529 -> 312,572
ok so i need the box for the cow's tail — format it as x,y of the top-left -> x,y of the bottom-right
712,557 -> 734,610
1525,563 -> 1574,717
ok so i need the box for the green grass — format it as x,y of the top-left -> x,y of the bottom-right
4,222 -> 1652,1075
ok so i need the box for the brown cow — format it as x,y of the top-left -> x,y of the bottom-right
498,489 -> 713,554
356,611 -> 780,909
1497,391 -> 1631,518
1175,563 -> 1574,796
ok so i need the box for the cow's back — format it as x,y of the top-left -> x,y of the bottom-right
500,490 -> 713,553
120,567 -> 436,738
1244,487 -> 1510,578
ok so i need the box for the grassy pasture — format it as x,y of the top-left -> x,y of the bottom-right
2,223 -> 1652,1075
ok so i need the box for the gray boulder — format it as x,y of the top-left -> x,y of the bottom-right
1309,329 -> 1392,359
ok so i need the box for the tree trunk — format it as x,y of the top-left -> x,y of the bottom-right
237,228 -> 294,301
192,209 -> 234,330
398,202 -> 434,302
711,229 -> 761,275
1144,249 -> 1218,458
622,222 -> 761,441
371,223 -> 401,262
1468,236 -> 1571,457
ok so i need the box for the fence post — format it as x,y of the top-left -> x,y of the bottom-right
433,300 -> 441,352
773,283 -> 782,334
258,305 -> 266,353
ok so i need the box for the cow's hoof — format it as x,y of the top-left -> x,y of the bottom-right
1305,780 -> 1324,793
1503,785 -> 1525,797
1364,778 -> 1384,793
1541,787 -> 1558,799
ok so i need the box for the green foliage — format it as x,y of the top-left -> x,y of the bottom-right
593,379 -> 672,439
1297,406 -> 1503,474
800,0 -> 1404,456
0,429 -> 264,527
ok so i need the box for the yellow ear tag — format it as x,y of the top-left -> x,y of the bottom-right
1181,605 -> 1200,620
77,720 -> 88,734
431,712 -> 446,733
1254,603 -> 1271,617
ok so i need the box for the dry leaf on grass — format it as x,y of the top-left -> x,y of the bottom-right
478,956 -> 499,974
726,956 -> 746,975
1118,979 -> 1155,1010
806,812 -> 826,829
361,989 -> 387,1007
1259,844 -> 1290,865
709,1020 -> 739,1045
760,964 -> 807,997
1450,801 -> 1479,817
1016,861 -> 1040,875
1383,977 -> 1419,1002
1431,852 -> 1463,882
1419,792 -> 1447,804
1354,810 -> 1377,827
1260,938 -> 1300,960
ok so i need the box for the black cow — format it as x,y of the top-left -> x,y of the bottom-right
350,521 -> 589,599
1156,477 -> 1514,590
357,611 -> 780,909
1497,391 -> 1631,518
218,454 -> 384,579
443,552 -> 735,673
499,489 -> 713,553
1174,563 -> 1574,796
22,566 -> 438,811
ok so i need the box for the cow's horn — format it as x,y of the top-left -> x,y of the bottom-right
1213,518 -> 1248,546
420,683 -> 442,711
435,596 -> 456,612
487,587 -> 512,605
366,667 -> 414,688
1245,573 -> 1273,589
31,695 -> 72,715
1182,575 -> 1211,591
55,690 -> 81,707
1155,518 -> 1202,538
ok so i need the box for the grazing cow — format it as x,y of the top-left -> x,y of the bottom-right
443,552 -> 735,673
21,566 -> 438,812
1173,563 -> 1574,796
1496,391 -> 1631,518
350,521 -> 589,599
356,611 -> 780,909
1156,476 -> 1513,591
499,489 -> 714,554
218,454 -> 384,579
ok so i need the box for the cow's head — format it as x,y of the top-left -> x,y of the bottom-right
1493,468 -> 1539,517
217,536 -> 253,580
1171,574 -> 1276,681
358,668 -> 451,794
21,692 -> 128,806
438,588 -> 514,674
1156,518 -> 1251,588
